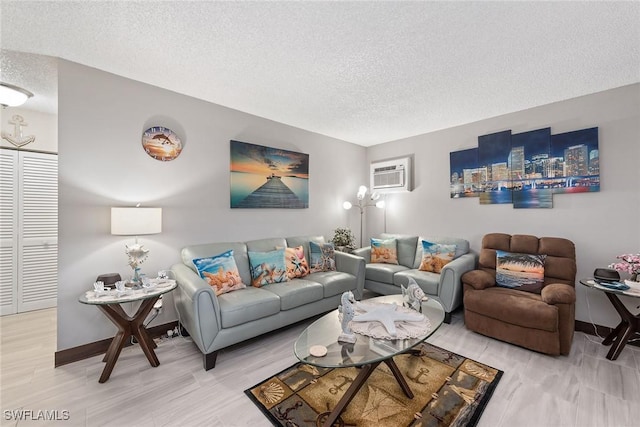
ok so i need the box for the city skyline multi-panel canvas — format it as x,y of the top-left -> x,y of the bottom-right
511,128 -> 552,208
450,126 -> 599,208
478,130 -> 513,205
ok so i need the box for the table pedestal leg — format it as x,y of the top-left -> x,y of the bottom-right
96,296 -> 160,383
602,321 -> 624,346
322,362 -> 378,427
385,358 -> 414,399
602,292 -> 640,361
102,305 -> 129,363
322,357 -> 414,427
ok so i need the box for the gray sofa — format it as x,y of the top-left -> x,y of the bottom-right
171,235 -> 365,370
352,233 -> 476,322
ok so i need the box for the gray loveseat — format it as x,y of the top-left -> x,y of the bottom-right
353,233 -> 476,322
171,235 -> 365,370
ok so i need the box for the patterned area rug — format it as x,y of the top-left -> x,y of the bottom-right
245,342 -> 502,427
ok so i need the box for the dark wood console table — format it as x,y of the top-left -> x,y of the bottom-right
78,281 -> 176,383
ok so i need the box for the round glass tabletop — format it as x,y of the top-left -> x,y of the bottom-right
294,294 -> 445,368
78,281 -> 177,305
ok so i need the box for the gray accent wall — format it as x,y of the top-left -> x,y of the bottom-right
57,60 -> 366,350
365,83 -> 640,328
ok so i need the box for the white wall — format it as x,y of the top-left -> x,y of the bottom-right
57,57 -> 638,350
366,83 -> 640,328
57,60 -> 367,351
0,107 -> 57,152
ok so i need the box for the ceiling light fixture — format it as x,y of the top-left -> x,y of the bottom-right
0,82 -> 34,107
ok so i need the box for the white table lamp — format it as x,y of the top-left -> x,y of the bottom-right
111,207 -> 162,284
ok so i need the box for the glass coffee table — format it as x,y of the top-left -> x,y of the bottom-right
294,294 -> 445,427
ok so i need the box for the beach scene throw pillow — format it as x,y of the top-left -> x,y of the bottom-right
248,249 -> 289,287
309,241 -> 336,272
371,238 -> 399,264
283,245 -> 310,279
496,250 -> 546,293
419,240 -> 457,273
193,250 -> 246,296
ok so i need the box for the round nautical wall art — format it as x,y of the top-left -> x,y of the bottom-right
141,126 -> 183,161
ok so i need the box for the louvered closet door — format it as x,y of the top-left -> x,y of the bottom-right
0,150 -> 18,315
18,151 -> 58,312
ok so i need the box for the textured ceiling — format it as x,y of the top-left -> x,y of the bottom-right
1,1 -> 639,146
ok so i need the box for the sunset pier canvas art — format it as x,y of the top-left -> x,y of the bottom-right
230,140 -> 309,209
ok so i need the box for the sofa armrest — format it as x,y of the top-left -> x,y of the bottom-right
171,263 -> 222,354
437,252 -> 477,312
541,283 -> 576,305
461,269 -> 496,290
441,253 -> 476,280
335,251 -> 366,299
352,246 -> 371,263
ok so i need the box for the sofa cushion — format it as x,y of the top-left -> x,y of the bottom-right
413,236 -> 470,269
308,271 -> 355,298
218,287 -> 281,328
370,237 -> 399,264
418,241 -> 457,273
192,250 -> 247,296
394,270 -> 439,295
464,286 -> 557,332
283,246 -> 310,279
496,250 -> 546,294
309,241 -> 336,272
246,237 -> 288,252
365,263 -> 410,283
380,233 -> 418,268
540,237 -> 576,285
261,278 -> 324,310
248,249 -> 289,287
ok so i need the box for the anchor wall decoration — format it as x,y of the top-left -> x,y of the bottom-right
2,115 -> 36,148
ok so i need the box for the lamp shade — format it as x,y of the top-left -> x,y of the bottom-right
0,82 -> 34,107
111,207 -> 162,235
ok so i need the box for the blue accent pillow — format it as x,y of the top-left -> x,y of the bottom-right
496,250 -> 546,293
193,250 -> 246,296
419,240 -> 457,273
248,249 -> 289,287
309,241 -> 336,272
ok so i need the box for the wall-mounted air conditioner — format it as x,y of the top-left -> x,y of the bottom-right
370,156 -> 412,193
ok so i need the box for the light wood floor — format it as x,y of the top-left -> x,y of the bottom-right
1,305 -> 639,427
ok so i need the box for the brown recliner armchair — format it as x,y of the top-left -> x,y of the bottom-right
462,233 -> 576,355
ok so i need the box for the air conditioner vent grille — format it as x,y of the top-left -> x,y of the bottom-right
374,165 -> 399,172
370,156 -> 412,193
373,169 -> 404,188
